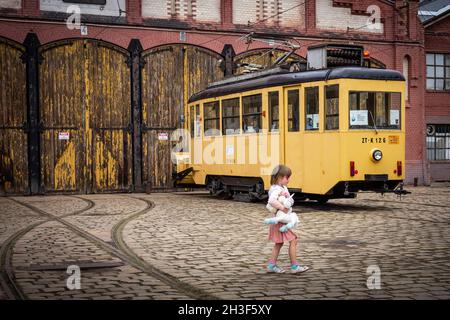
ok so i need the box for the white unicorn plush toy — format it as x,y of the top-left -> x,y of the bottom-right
264,193 -> 299,232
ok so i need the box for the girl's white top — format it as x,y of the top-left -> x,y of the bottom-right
268,184 -> 289,206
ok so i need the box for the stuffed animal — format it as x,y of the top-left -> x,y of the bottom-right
264,193 -> 299,232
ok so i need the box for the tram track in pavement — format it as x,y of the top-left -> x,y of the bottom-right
296,200 -> 450,225
0,196 -> 95,300
113,195 -> 219,300
362,198 -> 450,209
181,191 -> 449,225
2,194 -> 218,300
184,190 -> 450,208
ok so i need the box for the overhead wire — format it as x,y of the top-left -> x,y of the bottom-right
196,0 -> 311,47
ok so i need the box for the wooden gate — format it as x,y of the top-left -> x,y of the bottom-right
141,45 -> 223,190
0,38 -> 28,194
39,39 -> 132,193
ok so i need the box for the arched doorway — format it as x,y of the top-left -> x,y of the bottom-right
234,48 -> 305,75
39,39 -> 132,193
141,44 -> 223,190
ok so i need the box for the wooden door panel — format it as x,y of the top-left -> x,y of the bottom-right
40,129 -> 80,192
141,45 -> 223,190
39,41 -> 85,193
0,39 -> 28,194
39,40 -> 131,193
86,41 -> 132,193
92,129 -> 132,192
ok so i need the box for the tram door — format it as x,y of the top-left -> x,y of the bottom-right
283,87 -> 303,188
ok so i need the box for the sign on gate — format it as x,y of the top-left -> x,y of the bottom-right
158,132 -> 169,141
58,132 -> 70,140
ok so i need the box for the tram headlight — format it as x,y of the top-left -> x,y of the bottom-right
372,149 -> 383,162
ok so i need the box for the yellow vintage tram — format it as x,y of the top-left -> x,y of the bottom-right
174,44 -> 408,202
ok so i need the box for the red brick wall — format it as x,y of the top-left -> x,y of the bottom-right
426,16 -> 450,33
22,0 -> 39,17
305,0 -> 316,32
399,45 -> 427,185
127,0 -> 142,24
424,14 -> 450,182
0,0 -> 428,184
221,0 -> 232,26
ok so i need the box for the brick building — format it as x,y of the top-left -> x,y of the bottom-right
0,0 -> 431,194
420,0 -> 450,181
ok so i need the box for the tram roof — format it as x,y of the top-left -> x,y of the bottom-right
188,67 -> 405,103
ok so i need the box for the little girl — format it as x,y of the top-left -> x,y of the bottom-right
265,165 -> 309,274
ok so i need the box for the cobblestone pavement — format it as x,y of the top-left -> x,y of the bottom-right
0,185 -> 449,300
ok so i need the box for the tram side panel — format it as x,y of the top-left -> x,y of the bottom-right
195,132 -> 280,187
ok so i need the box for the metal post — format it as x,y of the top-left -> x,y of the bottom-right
127,39 -> 145,192
22,33 -> 42,195
221,44 -> 236,77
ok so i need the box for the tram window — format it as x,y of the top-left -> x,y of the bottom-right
195,104 -> 200,137
242,94 -> 262,133
349,91 -> 401,129
268,91 -> 279,132
190,104 -> 201,138
305,87 -> 319,130
325,85 -> 339,130
190,105 -> 195,137
287,90 -> 299,132
427,124 -> 450,160
222,98 -> 240,135
204,101 -> 220,136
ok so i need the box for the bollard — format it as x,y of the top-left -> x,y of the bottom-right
414,177 -> 418,187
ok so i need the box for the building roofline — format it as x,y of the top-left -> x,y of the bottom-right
421,5 -> 450,27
